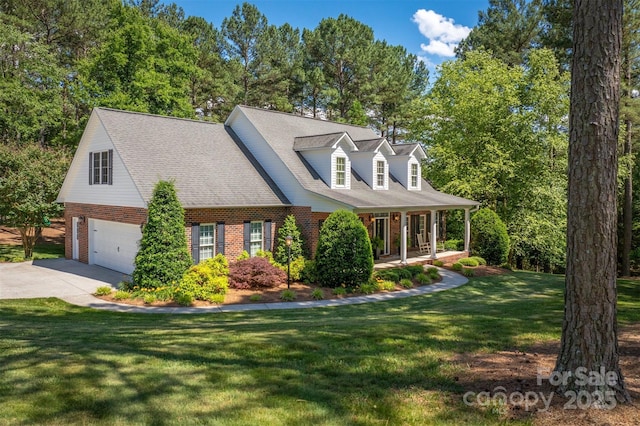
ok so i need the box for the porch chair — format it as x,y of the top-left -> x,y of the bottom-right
416,233 -> 431,254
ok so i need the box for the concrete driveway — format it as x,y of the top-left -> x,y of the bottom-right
0,259 -> 124,301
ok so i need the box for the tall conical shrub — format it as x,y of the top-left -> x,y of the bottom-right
133,180 -> 192,288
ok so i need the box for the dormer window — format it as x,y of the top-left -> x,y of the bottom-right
410,163 -> 419,188
376,160 -> 386,187
335,156 -> 346,187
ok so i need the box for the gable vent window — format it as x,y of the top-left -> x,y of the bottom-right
335,156 -> 346,187
410,163 -> 419,188
376,160 -> 385,187
89,150 -> 113,185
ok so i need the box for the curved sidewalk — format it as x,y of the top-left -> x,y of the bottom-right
0,258 -> 468,314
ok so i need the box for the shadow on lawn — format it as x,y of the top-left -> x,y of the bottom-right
0,272 -> 570,425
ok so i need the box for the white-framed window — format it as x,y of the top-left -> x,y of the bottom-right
199,223 -> 215,262
410,163 -> 419,188
250,221 -> 263,257
376,160 -> 385,187
89,150 -> 113,185
335,156 -> 346,187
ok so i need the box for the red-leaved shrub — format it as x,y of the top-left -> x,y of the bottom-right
228,257 -> 287,289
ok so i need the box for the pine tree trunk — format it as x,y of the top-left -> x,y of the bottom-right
555,0 -> 630,403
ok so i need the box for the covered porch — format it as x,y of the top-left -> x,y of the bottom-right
359,204 -> 479,266
373,249 -> 469,269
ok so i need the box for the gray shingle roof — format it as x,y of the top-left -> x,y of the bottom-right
293,132 -> 347,151
235,106 -> 478,210
353,138 -> 386,152
95,108 -> 290,208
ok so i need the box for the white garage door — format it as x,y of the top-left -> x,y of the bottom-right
89,219 -> 141,275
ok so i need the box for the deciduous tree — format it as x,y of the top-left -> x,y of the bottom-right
0,144 -> 70,258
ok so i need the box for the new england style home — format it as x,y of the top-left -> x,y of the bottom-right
57,106 -> 479,275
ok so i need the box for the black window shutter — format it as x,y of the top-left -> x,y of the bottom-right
243,221 -> 251,253
89,152 -> 93,185
107,149 -> 113,185
191,223 -> 200,263
264,220 -> 272,251
216,222 -> 225,255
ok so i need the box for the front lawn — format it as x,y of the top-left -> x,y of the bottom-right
0,243 -> 65,262
1,272 -> 638,425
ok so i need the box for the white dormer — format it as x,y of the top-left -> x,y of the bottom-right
294,132 -> 356,189
351,138 -> 394,190
388,143 -> 426,190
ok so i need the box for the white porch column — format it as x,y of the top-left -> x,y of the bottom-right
400,211 -> 408,265
430,209 -> 438,259
464,208 -> 471,252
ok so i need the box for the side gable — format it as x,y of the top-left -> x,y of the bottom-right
57,110 -> 146,207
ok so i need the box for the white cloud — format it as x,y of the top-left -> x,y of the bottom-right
420,41 -> 456,57
412,9 -> 471,58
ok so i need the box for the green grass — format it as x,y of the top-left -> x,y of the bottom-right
0,271 -> 638,425
0,243 -> 65,262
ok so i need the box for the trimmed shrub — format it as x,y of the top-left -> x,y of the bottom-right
359,282 -> 378,294
374,269 -> 400,283
95,286 -> 112,296
200,254 -> 230,276
444,239 -> 464,251
315,210 -> 374,287
256,250 -> 276,265
426,267 -> 440,280
332,287 -> 347,296
133,180 -> 192,289
458,257 -> 479,267
175,292 -> 193,306
400,278 -> 414,288
113,290 -> 131,300
452,262 -> 463,271
415,273 -> 431,285
280,290 -> 296,301
396,268 -> 412,280
379,280 -> 396,291
301,259 -> 318,284
236,251 -> 250,261
143,294 -> 157,304
471,256 -> 487,266
277,256 -> 306,281
178,259 -> 229,302
404,265 -> 425,278
274,215 -> 305,264
229,257 -> 286,289
471,208 -> 510,266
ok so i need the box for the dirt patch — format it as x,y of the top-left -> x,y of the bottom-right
0,219 -> 65,245
451,324 -> 640,425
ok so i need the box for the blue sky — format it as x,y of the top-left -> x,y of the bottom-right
171,0 -> 489,74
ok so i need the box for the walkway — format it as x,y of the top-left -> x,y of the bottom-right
0,258 -> 468,314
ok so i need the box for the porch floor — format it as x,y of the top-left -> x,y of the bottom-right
373,250 -> 467,270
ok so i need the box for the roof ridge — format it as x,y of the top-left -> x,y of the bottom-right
237,105 -> 372,130
95,107 -> 224,127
